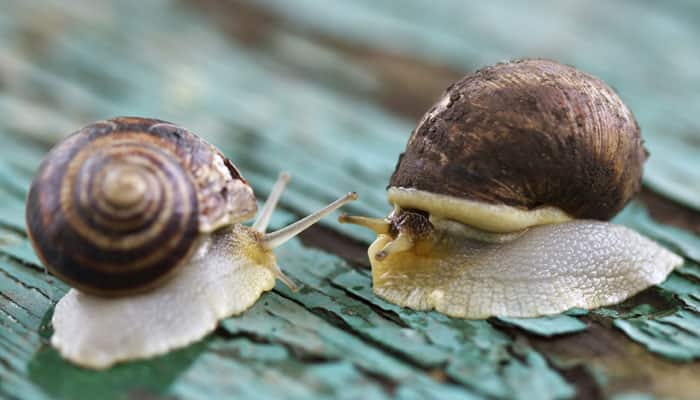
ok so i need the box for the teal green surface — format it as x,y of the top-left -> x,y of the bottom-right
0,0 -> 699,399
497,316 -> 588,337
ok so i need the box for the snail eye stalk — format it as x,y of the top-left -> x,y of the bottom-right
263,192 -> 358,249
253,172 -> 290,233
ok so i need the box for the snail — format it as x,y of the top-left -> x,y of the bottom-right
26,117 -> 356,369
340,59 -> 683,319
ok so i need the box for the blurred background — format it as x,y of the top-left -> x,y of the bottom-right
2,2 -> 700,399
1,0 -> 699,243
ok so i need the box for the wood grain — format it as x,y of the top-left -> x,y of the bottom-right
0,1 -> 699,399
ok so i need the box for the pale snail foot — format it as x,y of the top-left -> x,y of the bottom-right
365,220 -> 682,319
51,228 -> 277,369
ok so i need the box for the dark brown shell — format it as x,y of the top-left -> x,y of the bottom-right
26,117 -> 257,296
389,59 -> 646,221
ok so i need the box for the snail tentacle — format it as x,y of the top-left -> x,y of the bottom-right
263,192 -> 358,249
252,172 -> 291,233
375,232 -> 414,261
267,262 -> 298,292
338,214 -> 390,235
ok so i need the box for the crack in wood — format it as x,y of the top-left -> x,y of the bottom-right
0,223 -> 28,239
272,289 -> 453,378
0,292 -> 41,328
213,325 -> 340,365
328,281 -> 409,328
658,317 -> 700,337
0,262 -> 53,301
0,251 -> 47,274
0,307 -> 31,333
493,325 -> 606,399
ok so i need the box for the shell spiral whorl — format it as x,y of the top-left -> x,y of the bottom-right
26,117 -> 256,296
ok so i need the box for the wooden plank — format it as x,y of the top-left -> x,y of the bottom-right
0,0 -> 699,399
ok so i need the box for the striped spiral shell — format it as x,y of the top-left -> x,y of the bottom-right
26,117 -> 257,296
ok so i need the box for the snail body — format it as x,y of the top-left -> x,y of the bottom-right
26,117 -> 356,368
341,59 -> 682,318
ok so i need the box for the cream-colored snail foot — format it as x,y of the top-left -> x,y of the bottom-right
368,220 -> 682,319
51,229 -> 276,370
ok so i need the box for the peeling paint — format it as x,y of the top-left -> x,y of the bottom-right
497,316 -> 588,337
0,0 -> 699,398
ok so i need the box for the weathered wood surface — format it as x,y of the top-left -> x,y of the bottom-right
0,1 -> 699,399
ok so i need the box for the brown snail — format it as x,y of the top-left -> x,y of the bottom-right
26,117 -> 356,368
340,59 -> 682,319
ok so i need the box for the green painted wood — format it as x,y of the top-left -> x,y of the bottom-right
0,0 -> 699,399
497,316 -> 588,337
